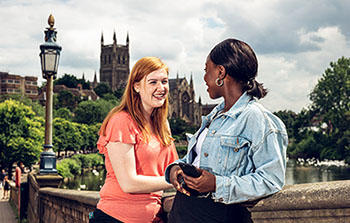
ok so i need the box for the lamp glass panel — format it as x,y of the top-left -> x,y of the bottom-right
44,49 -> 57,73
55,54 -> 60,75
40,53 -> 45,73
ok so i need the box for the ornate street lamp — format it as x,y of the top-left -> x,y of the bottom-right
39,14 -> 62,174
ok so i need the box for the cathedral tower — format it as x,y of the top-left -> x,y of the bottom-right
99,31 -> 130,91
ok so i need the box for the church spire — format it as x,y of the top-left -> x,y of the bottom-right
126,32 -> 129,46
113,30 -> 117,44
190,72 -> 193,87
93,71 -> 98,88
101,32 -> 104,46
82,72 -> 85,81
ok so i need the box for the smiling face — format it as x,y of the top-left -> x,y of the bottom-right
134,68 -> 169,116
204,56 -> 222,99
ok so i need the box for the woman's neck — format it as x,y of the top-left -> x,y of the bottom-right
222,91 -> 243,113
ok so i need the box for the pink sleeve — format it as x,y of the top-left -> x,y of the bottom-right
97,112 -> 138,154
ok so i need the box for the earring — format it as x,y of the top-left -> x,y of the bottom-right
215,78 -> 224,87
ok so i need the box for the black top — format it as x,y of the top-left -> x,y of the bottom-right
168,192 -> 252,223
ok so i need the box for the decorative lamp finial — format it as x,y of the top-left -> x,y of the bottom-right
48,14 -> 55,30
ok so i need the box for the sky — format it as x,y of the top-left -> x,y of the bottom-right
0,0 -> 349,112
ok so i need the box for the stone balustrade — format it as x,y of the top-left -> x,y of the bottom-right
23,173 -> 350,223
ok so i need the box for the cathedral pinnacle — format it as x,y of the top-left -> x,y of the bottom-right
113,30 -> 117,44
126,32 -> 129,46
101,32 -> 104,45
190,73 -> 193,87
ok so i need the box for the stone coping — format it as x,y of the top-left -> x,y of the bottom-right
38,180 -> 350,212
39,188 -> 100,206
250,180 -> 350,211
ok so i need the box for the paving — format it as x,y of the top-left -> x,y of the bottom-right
0,195 -> 17,223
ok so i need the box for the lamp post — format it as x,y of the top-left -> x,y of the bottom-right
39,14 -> 62,174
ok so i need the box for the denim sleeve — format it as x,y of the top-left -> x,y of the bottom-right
165,156 -> 187,183
211,130 -> 288,204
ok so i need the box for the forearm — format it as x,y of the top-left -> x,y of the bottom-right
121,175 -> 173,193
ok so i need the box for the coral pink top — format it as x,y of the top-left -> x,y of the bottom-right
96,111 -> 178,223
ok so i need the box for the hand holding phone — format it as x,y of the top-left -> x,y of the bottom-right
179,163 -> 201,178
178,163 -> 202,196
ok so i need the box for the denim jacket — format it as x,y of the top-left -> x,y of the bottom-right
165,92 -> 288,204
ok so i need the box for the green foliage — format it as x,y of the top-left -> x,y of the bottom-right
0,94 -> 45,118
310,57 -> 350,130
71,153 -> 103,169
53,118 -> 83,156
54,73 -> 79,88
114,88 -> 125,99
57,154 -> 104,178
74,99 -> 117,124
54,107 -> 73,121
94,83 -> 112,98
175,145 -> 187,159
56,90 -> 80,111
0,100 -> 44,169
57,158 -> 81,178
101,93 -> 120,103
169,117 -> 197,141
275,57 -> 350,163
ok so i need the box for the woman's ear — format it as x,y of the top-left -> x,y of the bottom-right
217,65 -> 226,79
133,82 -> 140,93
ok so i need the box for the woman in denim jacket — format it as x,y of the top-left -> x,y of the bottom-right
165,38 -> 288,222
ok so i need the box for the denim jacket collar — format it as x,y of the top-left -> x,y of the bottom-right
207,92 -> 253,122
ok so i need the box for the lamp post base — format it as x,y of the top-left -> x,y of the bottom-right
39,150 -> 57,174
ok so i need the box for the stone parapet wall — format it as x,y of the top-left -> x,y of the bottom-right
39,188 -> 98,223
248,180 -> 350,222
27,173 -> 40,223
26,173 -> 350,223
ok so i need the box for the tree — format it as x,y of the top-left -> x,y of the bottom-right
53,118 -> 83,157
56,90 -> 80,111
74,99 -> 117,125
94,83 -> 112,98
169,117 -> 197,141
54,73 -> 79,88
114,87 -> 125,99
0,100 -> 44,175
310,57 -> 350,132
309,57 -> 350,162
54,107 -> 73,121
0,94 -> 45,118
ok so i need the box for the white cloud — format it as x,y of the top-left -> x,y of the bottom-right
0,0 -> 349,112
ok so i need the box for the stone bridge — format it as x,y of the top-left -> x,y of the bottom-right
9,172 -> 350,223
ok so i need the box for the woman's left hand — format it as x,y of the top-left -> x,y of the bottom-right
182,169 -> 216,193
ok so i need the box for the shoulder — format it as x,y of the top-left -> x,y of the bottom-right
108,111 -> 136,127
244,102 -> 286,133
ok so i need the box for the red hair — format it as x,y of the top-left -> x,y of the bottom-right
100,57 -> 173,146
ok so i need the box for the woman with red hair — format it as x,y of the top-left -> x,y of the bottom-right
90,57 -> 178,223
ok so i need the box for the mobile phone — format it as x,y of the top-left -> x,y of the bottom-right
179,163 -> 201,178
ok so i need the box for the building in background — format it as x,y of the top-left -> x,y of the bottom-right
0,71 -> 38,100
98,31 -> 218,126
168,74 -> 202,126
99,31 -> 130,91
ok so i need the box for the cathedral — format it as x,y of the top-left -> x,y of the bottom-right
99,32 -> 203,126
100,31 -> 130,91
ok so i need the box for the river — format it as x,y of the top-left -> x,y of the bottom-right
60,159 -> 350,191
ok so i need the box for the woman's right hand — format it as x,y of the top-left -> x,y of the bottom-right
169,164 -> 190,196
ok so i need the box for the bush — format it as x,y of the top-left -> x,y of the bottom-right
57,158 -> 81,178
176,145 -> 187,158
72,154 -> 92,169
71,153 -> 104,169
57,161 -> 73,178
57,153 -> 104,178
